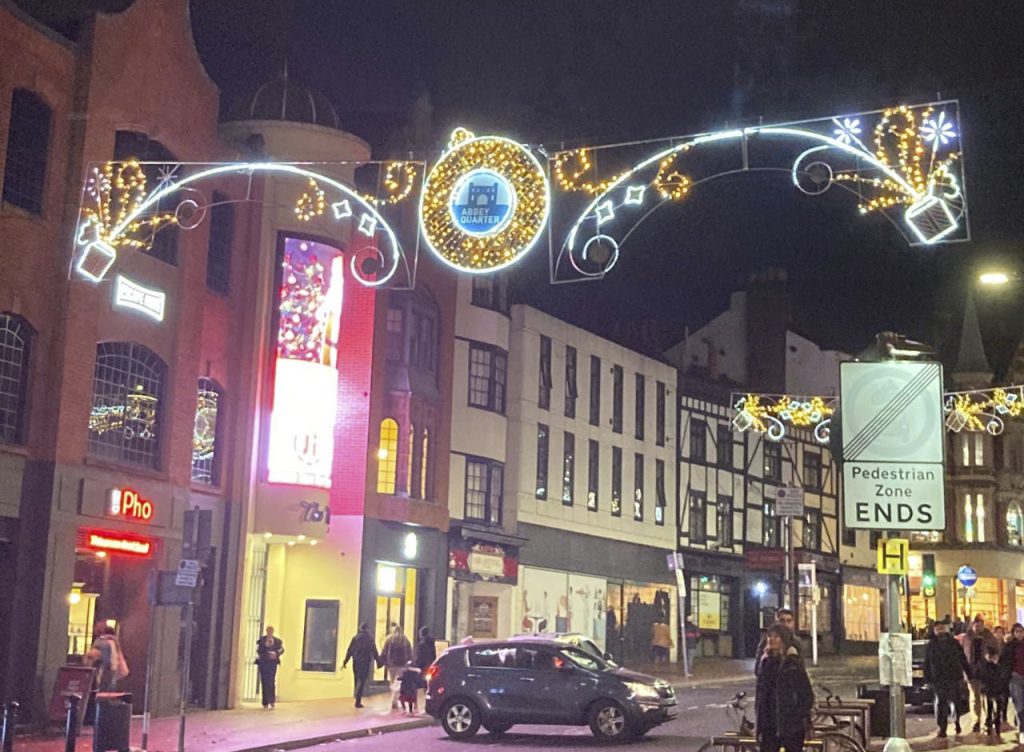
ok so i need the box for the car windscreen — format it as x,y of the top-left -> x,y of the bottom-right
561,645 -> 608,672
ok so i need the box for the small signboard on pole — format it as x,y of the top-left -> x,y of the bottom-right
775,487 -> 805,516
175,559 -> 200,588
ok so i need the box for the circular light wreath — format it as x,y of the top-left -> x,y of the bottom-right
420,130 -> 550,273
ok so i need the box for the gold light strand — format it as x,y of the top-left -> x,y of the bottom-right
80,161 -> 177,251
654,151 -> 692,201
552,149 -> 629,195
295,178 -> 327,221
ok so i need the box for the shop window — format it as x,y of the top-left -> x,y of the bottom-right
688,575 -> 732,632
302,599 -> 339,672
3,89 -> 51,214
717,424 -> 732,467
468,343 -> 507,413
799,582 -> 832,635
910,530 -> 943,543
804,452 -> 822,491
88,342 -> 165,468
689,491 -> 706,543
803,509 -> 821,551
562,431 -> 575,506
633,453 -> 644,521
564,346 -> 577,418
717,495 -> 733,545
465,458 -> 503,524
376,418 -> 399,494
611,446 -> 622,516
843,585 -> 880,642
589,356 -> 601,426
385,307 -> 404,362
205,192 -> 233,294
0,313 -> 32,444
611,365 -> 623,433
191,378 -> 222,484
536,424 -> 549,500
635,374 -> 645,440
655,459 -> 667,525
690,419 -> 707,461
538,335 -> 552,409
1007,502 -> 1024,547
588,440 -> 599,511
763,442 -> 782,482
114,131 -> 179,265
656,381 -> 666,447
470,275 -> 509,313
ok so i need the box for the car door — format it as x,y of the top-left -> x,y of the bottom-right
496,646 -> 552,723
538,647 -> 603,723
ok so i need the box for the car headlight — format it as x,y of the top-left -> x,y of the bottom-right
626,682 -> 661,701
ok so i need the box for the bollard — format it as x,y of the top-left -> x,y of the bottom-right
64,695 -> 80,752
1,701 -> 18,752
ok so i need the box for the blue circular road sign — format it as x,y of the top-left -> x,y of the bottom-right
957,565 -> 978,588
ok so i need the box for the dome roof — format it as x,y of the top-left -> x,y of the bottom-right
229,70 -> 340,130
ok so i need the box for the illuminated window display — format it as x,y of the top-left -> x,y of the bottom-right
267,237 -> 344,488
843,585 -> 881,642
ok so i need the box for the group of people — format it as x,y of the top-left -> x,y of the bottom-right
754,608 -> 815,752
924,615 -> 1024,740
254,623 -> 436,712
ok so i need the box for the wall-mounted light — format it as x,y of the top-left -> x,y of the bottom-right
403,532 -> 418,560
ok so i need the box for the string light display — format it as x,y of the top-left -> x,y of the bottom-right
278,248 -> 329,361
294,163 -> 418,221
944,386 -> 1024,435
420,129 -> 549,273
295,178 -> 327,221
88,386 -> 158,439
79,161 -> 177,252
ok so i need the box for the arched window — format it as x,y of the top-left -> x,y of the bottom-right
0,313 -> 32,444
88,342 -> 165,468
3,89 -> 51,214
376,418 -> 398,494
191,378 -> 223,484
406,423 -> 416,495
1008,502 -> 1024,547
420,427 -> 430,500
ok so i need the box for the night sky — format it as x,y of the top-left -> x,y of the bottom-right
189,1 -> 1024,372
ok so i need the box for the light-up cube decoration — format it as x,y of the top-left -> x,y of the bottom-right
905,195 -> 959,245
75,238 -> 117,282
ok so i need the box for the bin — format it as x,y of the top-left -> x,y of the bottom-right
93,692 -> 132,752
857,683 -> 891,738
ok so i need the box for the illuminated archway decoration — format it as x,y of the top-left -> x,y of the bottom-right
419,129 -> 550,273
72,160 -> 422,288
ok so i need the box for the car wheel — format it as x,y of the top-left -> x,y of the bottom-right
588,700 -> 631,742
440,699 -> 481,739
484,723 -> 512,737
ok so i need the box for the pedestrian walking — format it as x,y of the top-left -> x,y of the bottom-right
342,623 -> 379,708
415,626 -> 436,669
924,618 -> 971,737
754,623 -> 814,752
398,661 -> 422,715
1001,623 -> 1024,743
651,618 -> 673,665
87,624 -> 129,692
975,646 -> 1010,735
380,623 -> 413,710
255,626 -> 284,708
958,615 -> 1001,732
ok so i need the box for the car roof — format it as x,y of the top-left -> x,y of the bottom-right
443,637 -> 568,651
511,632 -> 592,641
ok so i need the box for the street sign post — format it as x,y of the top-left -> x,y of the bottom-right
957,565 -> 978,588
666,553 -> 690,677
175,559 -> 200,588
775,487 -> 805,516
877,539 -> 910,575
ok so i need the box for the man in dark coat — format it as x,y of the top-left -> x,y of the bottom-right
415,626 -> 437,669
255,626 -> 284,709
342,624 -> 380,708
755,623 -> 814,752
925,618 -> 971,737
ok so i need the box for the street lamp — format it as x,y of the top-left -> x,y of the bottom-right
979,271 -> 1011,286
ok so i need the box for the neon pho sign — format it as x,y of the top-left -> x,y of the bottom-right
108,487 -> 154,522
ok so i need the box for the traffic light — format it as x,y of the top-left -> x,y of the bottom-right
922,553 -> 936,598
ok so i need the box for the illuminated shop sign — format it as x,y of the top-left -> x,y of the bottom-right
267,238 -> 344,488
113,275 -> 166,321
80,528 -> 154,557
108,487 -> 154,522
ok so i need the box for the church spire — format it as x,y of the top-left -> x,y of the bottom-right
952,292 -> 992,388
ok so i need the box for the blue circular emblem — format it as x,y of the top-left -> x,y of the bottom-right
449,168 -> 517,236
956,565 -> 977,588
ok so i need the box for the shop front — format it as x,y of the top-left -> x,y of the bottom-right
797,553 -> 839,655
448,525 -> 521,643
681,552 -> 744,658
741,546 -> 786,658
840,567 -> 884,653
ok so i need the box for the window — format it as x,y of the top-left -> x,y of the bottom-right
717,495 -> 733,545
633,453 -> 644,521
205,192 -> 233,293
564,346 -> 578,418
538,336 -> 552,410
3,89 -> 51,214
88,342 -> 165,468
301,599 -> 339,671
191,378 -> 222,484
1007,502 -> 1023,547
763,501 -> 781,548
842,525 -> 856,548
655,459 -> 667,525
656,381 -> 666,446
717,424 -> 732,467
689,491 -> 707,543
688,575 -> 732,632
409,310 -> 436,372
376,418 -> 399,494
562,431 -> 575,506
385,307 -> 404,362
114,131 -> 179,265
0,313 -> 31,444
587,440 -> 599,511
611,365 -> 623,433
804,452 -> 822,491
803,509 -> 821,551
468,343 -> 507,413
471,275 -> 508,313
965,492 -> 986,543
961,433 -> 985,467
419,427 -> 431,499
611,447 -> 622,516
763,442 -> 782,482
635,374 -> 645,440
589,356 -> 601,426
536,424 -> 549,500
690,419 -> 707,461
465,458 -> 503,524
869,530 -> 882,549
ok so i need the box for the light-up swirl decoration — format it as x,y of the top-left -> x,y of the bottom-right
550,100 -> 966,282
72,161 -> 421,287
